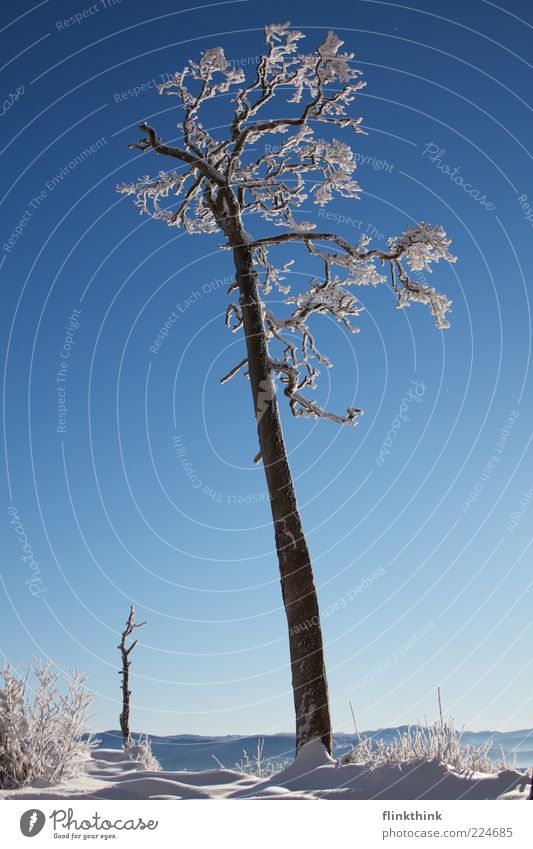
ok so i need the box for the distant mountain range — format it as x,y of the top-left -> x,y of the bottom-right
91,728 -> 533,771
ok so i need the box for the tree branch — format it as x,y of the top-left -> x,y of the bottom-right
220,357 -> 248,384
131,122 -> 226,187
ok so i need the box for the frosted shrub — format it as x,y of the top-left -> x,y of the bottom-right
0,661 -> 96,789
234,739 -> 290,778
343,717 -> 515,774
126,733 -> 161,771
0,667 -> 33,787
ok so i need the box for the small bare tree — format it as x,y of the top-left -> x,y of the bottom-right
118,606 -> 146,749
118,23 -> 455,755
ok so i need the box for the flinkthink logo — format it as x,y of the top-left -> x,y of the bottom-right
20,809 -> 46,837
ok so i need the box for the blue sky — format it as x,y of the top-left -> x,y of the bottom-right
1,0 -> 532,737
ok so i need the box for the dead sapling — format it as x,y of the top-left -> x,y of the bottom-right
118,606 -> 146,750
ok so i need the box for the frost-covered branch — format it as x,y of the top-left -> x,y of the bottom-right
220,357 -> 248,384
118,24 -> 367,234
260,274 -> 365,424
271,356 -> 362,424
249,222 -> 455,329
118,23 -> 455,428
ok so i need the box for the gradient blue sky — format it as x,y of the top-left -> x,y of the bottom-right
1,0 -> 532,737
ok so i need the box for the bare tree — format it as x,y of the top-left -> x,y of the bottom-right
118,23 -> 455,755
118,606 -> 146,749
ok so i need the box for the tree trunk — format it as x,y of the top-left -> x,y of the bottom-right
118,607 -> 136,749
231,233 -> 332,756
119,654 -> 131,749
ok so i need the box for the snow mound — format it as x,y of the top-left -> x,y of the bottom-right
0,746 -> 528,801
282,738 -> 335,773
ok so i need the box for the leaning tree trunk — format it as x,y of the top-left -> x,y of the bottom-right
230,229 -> 332,756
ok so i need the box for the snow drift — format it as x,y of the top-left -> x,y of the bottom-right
1,741 -> 529,801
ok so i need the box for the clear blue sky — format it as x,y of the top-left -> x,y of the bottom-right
1,0 -> 532,737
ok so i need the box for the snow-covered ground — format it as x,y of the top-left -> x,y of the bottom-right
1,742 -> 530,801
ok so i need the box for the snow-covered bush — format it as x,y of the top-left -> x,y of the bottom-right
342,718 -> 516,774
0,660 -> 96,789
0,666 -> 33,787
126,733 -> 161,771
